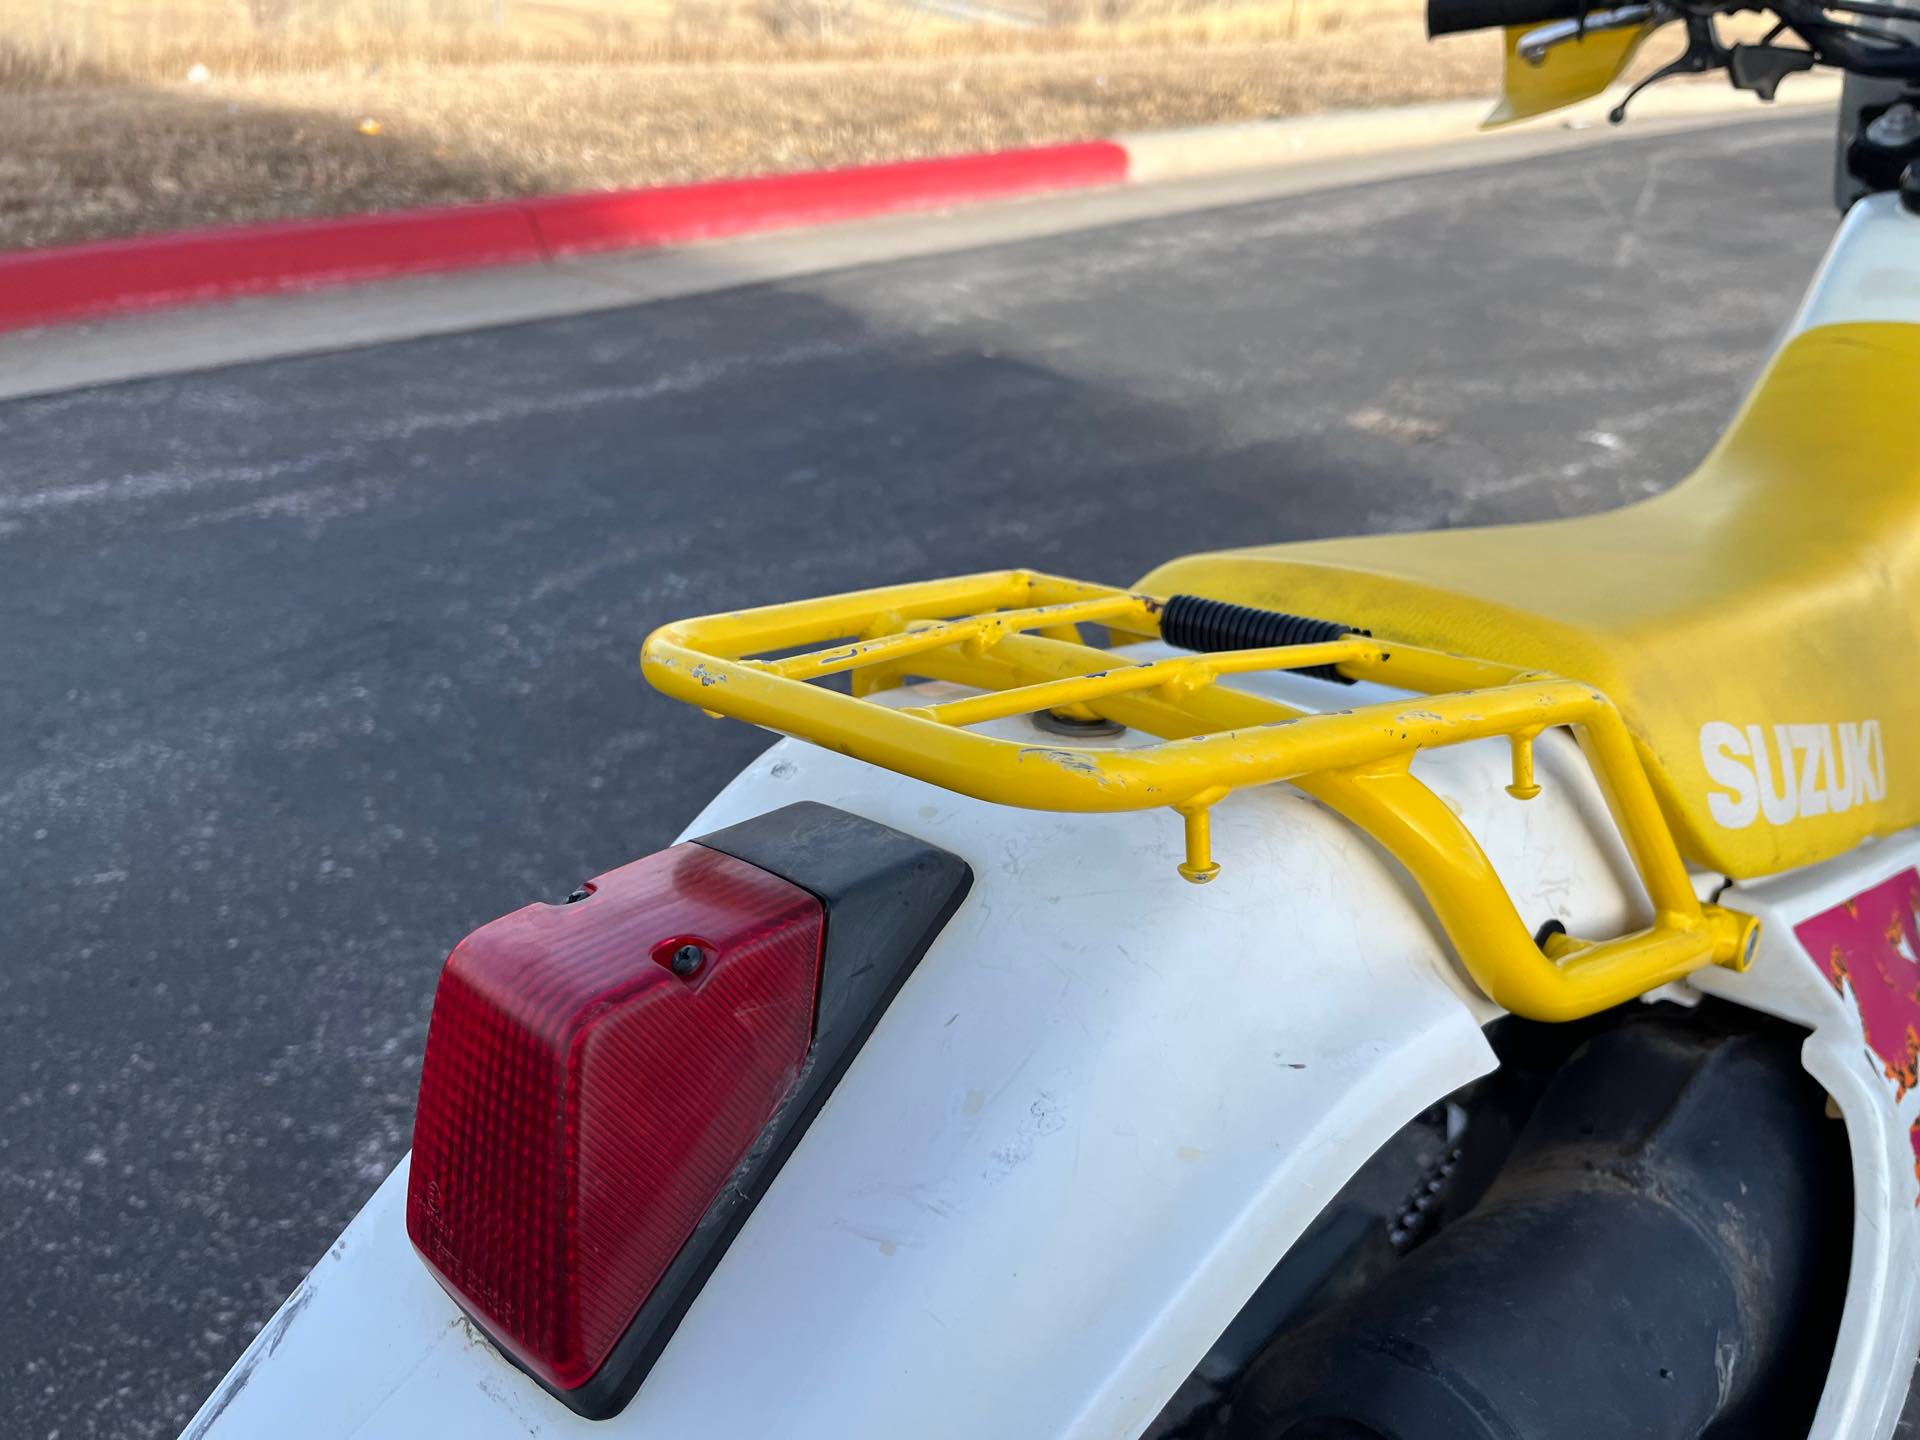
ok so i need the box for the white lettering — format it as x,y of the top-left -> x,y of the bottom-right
1788,723 -> 1830,819
1702,719 -> 1887,828
1701,721 -> 1759,829
1864,719 -> 1887,803
1840,723 -> 1865,809
1749,723 -> 1799,826
1825,722 -> 1857,814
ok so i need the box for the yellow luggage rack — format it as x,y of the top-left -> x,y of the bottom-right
642,569 -> 1756,1022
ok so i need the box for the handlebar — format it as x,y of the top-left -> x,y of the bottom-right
1426,0 -> 1585,36
1430,0 -> 1920,81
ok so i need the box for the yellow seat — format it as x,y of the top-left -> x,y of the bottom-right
1138,322 -> 1920,880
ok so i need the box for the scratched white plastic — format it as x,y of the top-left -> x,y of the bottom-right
180,665 -> 1671,1440
1687,829 -> 1920,1440
1783,191 -> 1920,337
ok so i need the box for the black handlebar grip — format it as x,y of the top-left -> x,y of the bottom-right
1427,0 -> 1585,36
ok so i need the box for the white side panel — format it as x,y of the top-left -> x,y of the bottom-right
183,689 -> 1657,1440
1784,192 -> 1920,337
1688,830 -> 1920,1440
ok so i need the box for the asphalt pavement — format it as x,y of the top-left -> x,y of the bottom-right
0,111 -> 1840,1439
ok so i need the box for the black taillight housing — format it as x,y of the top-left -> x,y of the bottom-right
407,802 -> 971,1418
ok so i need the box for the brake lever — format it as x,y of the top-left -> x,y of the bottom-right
1609,10 -> 1730,121
1727,42 -> 1818,99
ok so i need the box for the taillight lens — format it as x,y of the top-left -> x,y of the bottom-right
405,843 -> 824,1393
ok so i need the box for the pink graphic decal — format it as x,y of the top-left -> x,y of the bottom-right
1795,868 -> 1920,1104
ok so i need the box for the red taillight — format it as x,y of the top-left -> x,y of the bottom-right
405,843 -> 824,1393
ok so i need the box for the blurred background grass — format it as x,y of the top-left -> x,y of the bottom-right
3,0 -> 1438,81
0,0 -> 1502,250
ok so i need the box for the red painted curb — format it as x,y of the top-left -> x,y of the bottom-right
526,142 -> 1129,256
0,202 -> 545,334
0,141 -> 1128,335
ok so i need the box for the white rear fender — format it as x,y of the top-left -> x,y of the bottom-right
183,683 -> 1656,1440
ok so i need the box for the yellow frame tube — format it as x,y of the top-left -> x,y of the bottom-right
908,632 -> 1754,1021
902,640 -> 1383,730
762,594 -> 1150,682
641,569 -> 1757,1021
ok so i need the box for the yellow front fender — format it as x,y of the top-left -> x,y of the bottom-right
1486,18 -> 1659,126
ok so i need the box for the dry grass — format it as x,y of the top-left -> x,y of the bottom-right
0,0 -> 1511,250
3,0 -> 1440,81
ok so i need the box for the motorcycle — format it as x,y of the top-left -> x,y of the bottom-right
181,5 -> 1920,1437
